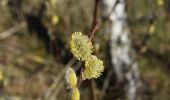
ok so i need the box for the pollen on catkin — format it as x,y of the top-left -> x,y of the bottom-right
70,32 -> 93,61
69,87 -> 80,100
65,67 -> 77,89
82,55 -> 104,80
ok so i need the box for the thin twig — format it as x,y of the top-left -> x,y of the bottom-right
77,67 -> 83,88
89,0 -> 100,40
91,0 -> 100,31
39,58 -> 76,99
49,81 -> 64,100
91,79 -> 97,100
89,0 -> 100,100
100,70 -> 113,100
78,0 -> 100,88
89,21 -> 99,41
0,22 -> 26,40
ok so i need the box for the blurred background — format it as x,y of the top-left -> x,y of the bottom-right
0,0 -> 170,100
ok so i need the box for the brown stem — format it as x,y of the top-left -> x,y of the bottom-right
92,0 -> 100,30
88,0 -> 100,40
90,79 -> 97,100
89,21 -> 99,41
78,0 -> 100,90
77,67 -> 84,88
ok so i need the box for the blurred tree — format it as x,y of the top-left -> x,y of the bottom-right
100,0 -> 141,99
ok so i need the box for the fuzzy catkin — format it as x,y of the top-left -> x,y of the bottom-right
65,67 -> 77,89
82,55 -> 104,80
70,32 -> 93,61
69,87 -> 80,100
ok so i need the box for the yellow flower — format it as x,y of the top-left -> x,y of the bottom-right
69,87 -> 80,100
70,32 -> 93,61
65,67 -> 77,89
82,55 -> 104,80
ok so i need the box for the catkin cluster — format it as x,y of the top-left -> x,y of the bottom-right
65,32 -> 104,100
65,67 -> 80,100
70,32 -> 104,80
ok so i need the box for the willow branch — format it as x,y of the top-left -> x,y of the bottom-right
89,0 -> 100,40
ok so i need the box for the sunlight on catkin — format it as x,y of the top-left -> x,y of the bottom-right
65,67 -> 77,89
70,32 -> 93,61
82,55 -> 104,80
69,87 -> 80,100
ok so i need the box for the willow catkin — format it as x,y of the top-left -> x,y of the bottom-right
70,32 -> 93,61
82,55 -> 104,80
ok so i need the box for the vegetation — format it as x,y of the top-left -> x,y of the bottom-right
0,0 -> 170,99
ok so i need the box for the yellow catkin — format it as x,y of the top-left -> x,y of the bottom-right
65,67 -> 77,89
51,15 -> 59,25
149,24 -> 155,34
82,55 -> 104,80
70,32 -> 93,61
69,87 -> 80,100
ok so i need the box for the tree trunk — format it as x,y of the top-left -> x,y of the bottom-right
101,0 -> 141,99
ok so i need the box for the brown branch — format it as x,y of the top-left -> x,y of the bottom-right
0,22 -> 26,40
77,67 -> 83,88
90,79 -> 97,100
88,0 -> 100,40
89,0 -> 100,100
92,0 -> 99,29
89,21 -> 99,41
100,70 -> 113,99
78,0 -> 100,88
